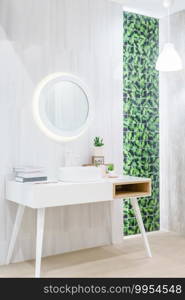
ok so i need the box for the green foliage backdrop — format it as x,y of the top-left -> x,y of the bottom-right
123,12 -> 159,235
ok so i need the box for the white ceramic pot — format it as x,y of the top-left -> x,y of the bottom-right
108,170 -> 116,177
93,146 -> 104,157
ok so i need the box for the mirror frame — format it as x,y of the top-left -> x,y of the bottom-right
33,73 -> 93,142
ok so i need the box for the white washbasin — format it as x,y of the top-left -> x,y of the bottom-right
58,166 -> 104,182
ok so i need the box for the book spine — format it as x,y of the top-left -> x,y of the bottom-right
15,173 -> 46,178
13,168 -> 44,173
14,170 -> 44,174
15,177 -> 47,183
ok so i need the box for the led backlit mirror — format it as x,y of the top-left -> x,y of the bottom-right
33,73 -> 93,142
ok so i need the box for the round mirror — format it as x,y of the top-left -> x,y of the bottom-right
33,73 -> 93,142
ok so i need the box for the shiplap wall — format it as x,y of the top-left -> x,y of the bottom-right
0,0 -> 123,264
160,11 -> 185,233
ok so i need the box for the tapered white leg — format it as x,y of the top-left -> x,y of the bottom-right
131,198 -> 152,258
35,208 -> 45,278
6,205 -> 25,264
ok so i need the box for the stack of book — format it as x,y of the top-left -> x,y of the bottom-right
13,166 -> 47,183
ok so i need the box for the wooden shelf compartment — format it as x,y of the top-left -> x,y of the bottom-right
113,180 -> 151,199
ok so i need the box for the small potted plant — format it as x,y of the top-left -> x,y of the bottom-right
107,164 -> 116,177
93,136 -> 104,156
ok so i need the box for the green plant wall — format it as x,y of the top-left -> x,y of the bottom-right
123,12 -> 159,236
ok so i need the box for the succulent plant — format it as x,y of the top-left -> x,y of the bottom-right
94,137 -> 104,147
108,164 -> 114,172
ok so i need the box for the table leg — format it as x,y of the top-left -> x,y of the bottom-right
35,208 -> 45,278
6,204 -> 25,264
131,198 -> 152,258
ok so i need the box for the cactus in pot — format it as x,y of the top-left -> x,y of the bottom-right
93,136 -> 104,156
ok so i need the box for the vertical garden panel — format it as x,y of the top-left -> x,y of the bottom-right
123,12 -> 159,235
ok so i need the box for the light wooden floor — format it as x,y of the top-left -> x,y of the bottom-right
0,232 -> 185,278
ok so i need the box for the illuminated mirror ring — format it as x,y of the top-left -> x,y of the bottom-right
33,73 -> 93,142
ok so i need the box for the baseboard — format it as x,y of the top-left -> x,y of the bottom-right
123,230 -> 164,240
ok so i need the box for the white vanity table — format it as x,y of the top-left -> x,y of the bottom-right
5,73 -> 152,277
6,175 -> 152,278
